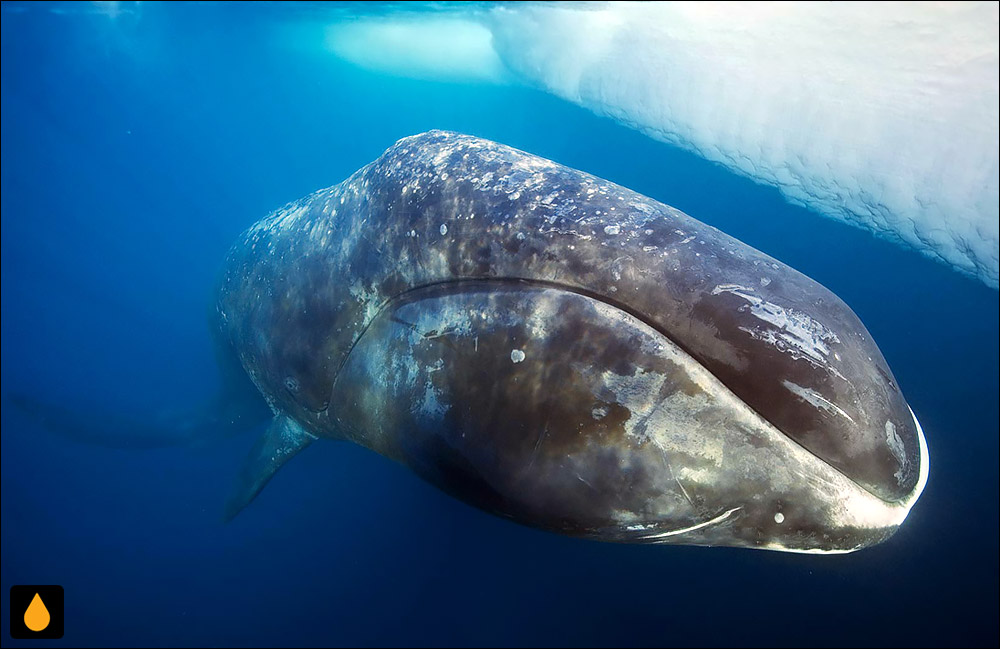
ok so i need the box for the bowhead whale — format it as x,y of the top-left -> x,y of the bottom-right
216,130 -> 928,553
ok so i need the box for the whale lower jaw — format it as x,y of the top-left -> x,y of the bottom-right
758,407 -> 929,555
322,279 -> 927,553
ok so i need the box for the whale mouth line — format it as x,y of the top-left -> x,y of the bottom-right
636,506 -> 745,543
328,276 -> 916,506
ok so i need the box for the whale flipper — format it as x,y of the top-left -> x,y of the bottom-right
224,414 -> 315,521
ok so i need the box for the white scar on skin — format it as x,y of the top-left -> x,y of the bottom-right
782,380 -> 856,424
712,284 -> 845,380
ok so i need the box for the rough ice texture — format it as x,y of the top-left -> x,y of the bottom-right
486,2 -> 999,288
321,2 -> 1000,288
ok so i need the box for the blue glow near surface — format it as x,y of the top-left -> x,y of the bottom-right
2,3 -> 997,647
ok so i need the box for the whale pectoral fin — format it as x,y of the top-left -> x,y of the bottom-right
224,414 -> 315,521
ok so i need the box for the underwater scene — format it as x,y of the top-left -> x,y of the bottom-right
1,2 -> 997,647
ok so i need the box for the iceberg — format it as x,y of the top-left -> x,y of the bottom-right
320,2 -> 1000,288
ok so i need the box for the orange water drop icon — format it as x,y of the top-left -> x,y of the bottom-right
24,592 -> 51,632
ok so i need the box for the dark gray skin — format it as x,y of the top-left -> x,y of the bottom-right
216,131 -> 927,552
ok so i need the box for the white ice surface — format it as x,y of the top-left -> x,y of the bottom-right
324,17 -> 509,83
320,2 -> 1000,288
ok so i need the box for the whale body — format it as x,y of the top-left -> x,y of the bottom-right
216,130 -> 928,553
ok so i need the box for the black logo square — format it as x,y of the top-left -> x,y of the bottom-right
9,585 -> 64,639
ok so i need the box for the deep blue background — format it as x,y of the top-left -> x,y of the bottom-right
2,3 -> 997,647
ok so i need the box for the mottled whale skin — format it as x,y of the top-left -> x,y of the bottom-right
216,130 -> 928,553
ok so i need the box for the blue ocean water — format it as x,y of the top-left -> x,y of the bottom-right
1,3 -> 997,647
